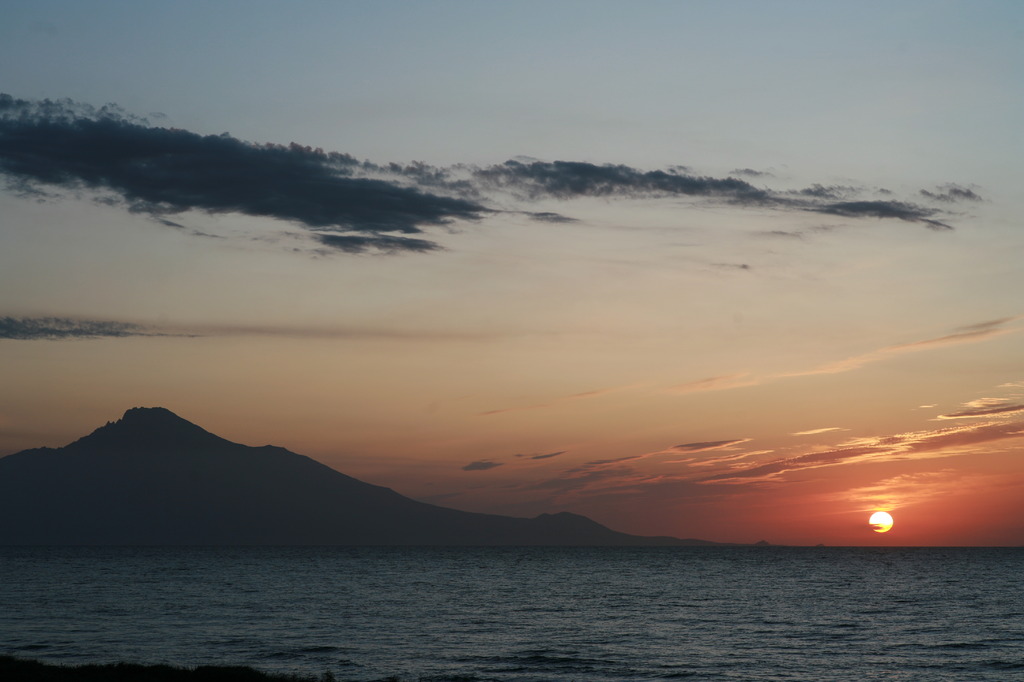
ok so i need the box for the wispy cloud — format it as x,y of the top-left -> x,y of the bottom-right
496,409 -> 1024,504
889,318 -> 1018,350
919,184 -> 983,203
477,386 -> 625,416
0,316 -> 167,340
730,168 -> 773,178
314,233 -> 441,254
667,439 -> 752,453
792,427 -> 845,436
474,159 -> 774,203
787,317 -> 1020,377
937,398 -> 1024,420
473,159 -> 956,230
812,200 -> 952,230
523,211 -> 578,223
701,420 -> 1024,484
462,460 -> 504,472
663,319 -> 1020,397
666,374 -> 756,394
549,437 -> 753,483
515,451 -> 568,461
682,449 -> 772,468
461,450 -> 569,474
0,315 -> 529,343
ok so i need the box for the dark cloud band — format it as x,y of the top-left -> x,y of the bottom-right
0,94 -> 487,253
462,460 -> 504,471
0,93 -> 963,258
0,316 -> 154,340
814,200 -> 952,230
475,159 -> 773,203
314,233 -> 441,254
472,159 -> 954,229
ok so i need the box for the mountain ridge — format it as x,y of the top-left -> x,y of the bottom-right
68,406 -> 235,452
0,407 -> 728,547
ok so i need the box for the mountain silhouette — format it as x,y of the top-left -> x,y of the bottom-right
0,407 -> 720,546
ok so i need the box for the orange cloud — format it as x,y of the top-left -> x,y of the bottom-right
682,449 -> 772,468
792,427 -> 845,436
701,420 -> 1024,484
937,399 -> 1024,420
667,439 -> 752,452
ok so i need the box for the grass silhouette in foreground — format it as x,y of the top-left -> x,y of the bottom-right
0,656 -> 341,682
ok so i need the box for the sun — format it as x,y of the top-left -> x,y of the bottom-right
869,511 -> 894,533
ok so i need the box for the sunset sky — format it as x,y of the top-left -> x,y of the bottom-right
2,0 -> 1022,546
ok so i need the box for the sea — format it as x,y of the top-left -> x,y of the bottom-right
1,546 -> 1022,681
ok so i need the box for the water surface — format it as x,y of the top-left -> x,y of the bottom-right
2,546 -> 1022,680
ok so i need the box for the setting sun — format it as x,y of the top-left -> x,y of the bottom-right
869,511 -> 894,533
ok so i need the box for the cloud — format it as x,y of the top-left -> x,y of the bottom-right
729,168 -> 772,177
314,233 -> 441,254
0,315 -> 529,343
792,427 -> 845,436
0,94 -> 488,253
789,317 -> 1020,376
700,444 -> 887,483
462,460 -> 504,471
757,229 -> 805,239
920,184 -> 983,203
0,94 -> 969,261
523,456 -> 661,499
793,184 -> 858,200
556,438 -> 751,480
938,399 -> 1024,420
662,319 -> 1020,397
666,374 -> 757,394
524,211 -> 578,223
701,420 -> 1024,484
888,317 -> 1020,351
474,159 -> 776,204
683,449 -> 772,468
669,439 -> 751,453
512,448 -> 569,458
0,316 -> 164,340
713,262 -> 752,271
812,200 -> 953,230
951,317 -> 1018,334
472,159 -> 956,230
526,451 -> 567,460
477,386 -> 624,416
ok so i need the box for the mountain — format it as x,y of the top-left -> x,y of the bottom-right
0,407 -> 719,546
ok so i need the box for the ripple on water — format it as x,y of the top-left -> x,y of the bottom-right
1,546 -> 1023,681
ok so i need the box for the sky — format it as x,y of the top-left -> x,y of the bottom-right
2,0 -> 1023,546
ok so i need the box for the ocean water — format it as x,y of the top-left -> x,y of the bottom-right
1,546 -> 1022,681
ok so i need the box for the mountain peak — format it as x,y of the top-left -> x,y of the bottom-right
119,406 -> 190,425
68,406 -> 230,452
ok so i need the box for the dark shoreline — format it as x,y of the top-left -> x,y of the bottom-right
0,656 -> 344,682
